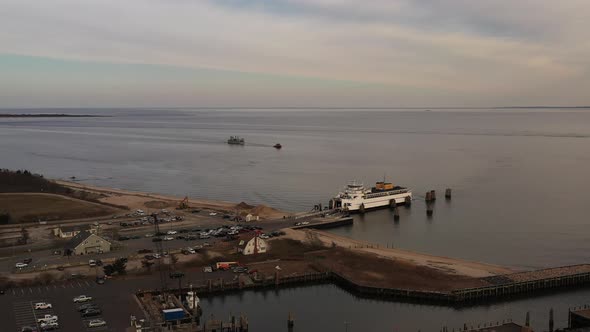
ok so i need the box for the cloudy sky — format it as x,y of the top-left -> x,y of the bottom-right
1,0 -> 588,108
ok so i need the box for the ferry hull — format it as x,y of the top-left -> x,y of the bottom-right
332,192 -> 412,212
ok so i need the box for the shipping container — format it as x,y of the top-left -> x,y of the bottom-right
162,308 -> 185,321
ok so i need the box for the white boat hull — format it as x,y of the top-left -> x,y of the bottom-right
337,191 -> 412,212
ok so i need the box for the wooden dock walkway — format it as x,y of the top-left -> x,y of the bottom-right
138,265 -> 590,307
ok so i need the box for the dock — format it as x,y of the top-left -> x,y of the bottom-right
136,264 -> 590,307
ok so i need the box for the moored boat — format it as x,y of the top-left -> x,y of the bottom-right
329,180 -> 412,212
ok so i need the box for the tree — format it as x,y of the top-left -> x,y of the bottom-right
103,264 -> 115,276
113,258 -> 127,275
0,213 -> 11,224
141,260 -> 154,273
170,254 -> 178,268
20,227 -> 30,244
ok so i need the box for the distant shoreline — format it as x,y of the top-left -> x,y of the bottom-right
0,114 -> 106,118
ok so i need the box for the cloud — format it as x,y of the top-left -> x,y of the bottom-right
0,0 -> 588,106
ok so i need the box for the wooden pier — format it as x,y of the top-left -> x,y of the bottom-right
138,264 -> 590,307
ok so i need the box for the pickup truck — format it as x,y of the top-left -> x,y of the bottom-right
37,314 -> 58,323
73,295 -> 93,303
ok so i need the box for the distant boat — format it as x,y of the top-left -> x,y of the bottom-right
227,136 -> 245,145
273,143 -> 282,149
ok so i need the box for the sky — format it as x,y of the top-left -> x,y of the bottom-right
0,0 -> 589,108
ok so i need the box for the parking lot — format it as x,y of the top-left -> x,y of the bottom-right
2,277 -> 151,332
13,299 -> 57,332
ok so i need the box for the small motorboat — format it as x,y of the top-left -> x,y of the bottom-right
273,143 -> 282,149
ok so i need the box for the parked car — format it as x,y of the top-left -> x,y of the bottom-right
34,302 -> 52,310
52,250 -> 61,255
144,254 -> 155,260
77,303 -> 99,312
166,230 -> 177,235
169,271 -> 184,278
81,308 -> 102,317
87,319 -> 107,328
203,266 -> 213,273
163,236 -> 174,241
15,262 -> 28,269
39,321 -> 59,330
88,260 -> 97,267
96,276 -> 105,285
23,258 -> 33,264
73,295 -> 93,303
118,236 -> 130,241
21,326 -> 38,332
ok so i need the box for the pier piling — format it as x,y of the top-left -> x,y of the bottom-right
288,312 -> 294,331
405,196 -> 412,207
430,190 -> 436,201
445,188 -> 452,200
426,204 -> 433,217
393,207 -> 400,221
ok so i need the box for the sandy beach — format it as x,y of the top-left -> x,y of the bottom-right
285,228 -> 512,278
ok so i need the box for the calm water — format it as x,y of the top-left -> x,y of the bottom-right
2,108 -> 590,329
201,284 -> 590,332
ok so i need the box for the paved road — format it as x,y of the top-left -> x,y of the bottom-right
1,216 -> 304,274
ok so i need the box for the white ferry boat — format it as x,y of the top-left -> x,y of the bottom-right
329,181 -> 412,212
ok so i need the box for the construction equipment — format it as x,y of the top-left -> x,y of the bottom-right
177,196 -> 189,210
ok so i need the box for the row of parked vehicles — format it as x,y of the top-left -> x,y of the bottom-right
74,295 -> 107,328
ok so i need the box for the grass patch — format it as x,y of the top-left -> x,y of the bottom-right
0,193 -> 117,223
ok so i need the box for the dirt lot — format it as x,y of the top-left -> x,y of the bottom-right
307,248 -> 489,292
0,193 -> 119,223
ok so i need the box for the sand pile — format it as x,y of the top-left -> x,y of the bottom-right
235,202 -> 255,210
251,204 -> 285,218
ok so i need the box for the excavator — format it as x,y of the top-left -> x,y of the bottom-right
177,196 -> 189,210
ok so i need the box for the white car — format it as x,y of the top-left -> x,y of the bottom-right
209,212 -> 218,216
40,321 -> 59,329
203,266 -> 213,273
163,236 -> 174,241
166,230 -> 177,235
153,253 -> 161,259
73,295 -> 93,303
15,262 -> 28,269
37,314 -> 58,323
186,248 -> 196,254
301,221 -> 310,225
34,302 -> 52,310
88,319 -> 107,328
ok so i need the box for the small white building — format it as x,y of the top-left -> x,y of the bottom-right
54,224 -> 96,238
245,214 -> 260,222
242,236 -> 268,255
